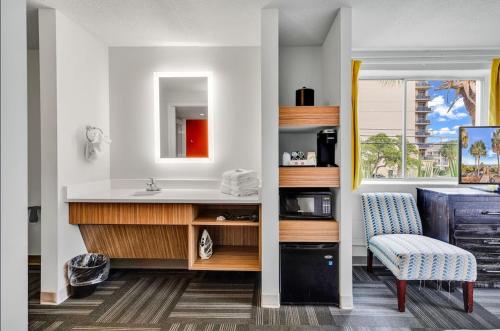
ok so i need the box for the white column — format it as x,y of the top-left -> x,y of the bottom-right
260,8 -> 280,308
1,0 -> 28,328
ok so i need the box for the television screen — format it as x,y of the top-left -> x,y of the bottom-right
459,126 -> 500,184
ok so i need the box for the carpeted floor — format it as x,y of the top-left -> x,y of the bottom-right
28,267 -> 500,330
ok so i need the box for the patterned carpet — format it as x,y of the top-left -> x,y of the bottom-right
28,267 -> 500,330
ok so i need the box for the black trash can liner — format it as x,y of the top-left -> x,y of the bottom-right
68,253 -> 110,298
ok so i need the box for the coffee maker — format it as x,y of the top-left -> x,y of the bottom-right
317,129 -> 337,167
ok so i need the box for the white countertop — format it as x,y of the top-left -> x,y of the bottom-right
65,180 -> 260,204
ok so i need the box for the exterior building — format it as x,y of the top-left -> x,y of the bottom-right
358,80 -> 415,141
414,81 -> 431,157
358,80 -> 417,178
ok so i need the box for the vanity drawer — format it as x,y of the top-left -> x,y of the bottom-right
69,203 -> 195,225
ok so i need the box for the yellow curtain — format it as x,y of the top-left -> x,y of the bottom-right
352,60 -> 362,190
490,59 -> 500,125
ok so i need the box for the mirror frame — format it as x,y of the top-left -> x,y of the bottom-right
153,72 -> 214,163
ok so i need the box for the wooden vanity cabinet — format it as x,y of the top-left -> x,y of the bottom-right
69,202 -> 261,271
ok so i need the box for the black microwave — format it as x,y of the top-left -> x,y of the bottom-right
280,190 -> 334,220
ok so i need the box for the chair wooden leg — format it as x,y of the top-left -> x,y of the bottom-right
463,281 -> 474,313
367,249 -> 373,273
396,279 -> 407,312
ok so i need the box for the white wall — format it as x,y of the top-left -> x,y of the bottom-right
322,7 -> 353,309
279,47 -> 324,106
39,9 -> 110,303
1,0 -> 28,328
109,47 -> 260,180
28,50 -> 42,256
260,8 -> 280,308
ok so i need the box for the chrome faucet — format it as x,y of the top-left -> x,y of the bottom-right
146,178 -> 161,191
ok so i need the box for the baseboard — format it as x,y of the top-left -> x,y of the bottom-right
353,255 -> 383,267
40,292 -> 57,304
340,295 -> 353,309
261,293 -> 280,308
40,286 -> 69,305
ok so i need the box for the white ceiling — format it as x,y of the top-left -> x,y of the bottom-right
350,0 -> 500,51
27,0 -> 500,49
176,106 -> 208,120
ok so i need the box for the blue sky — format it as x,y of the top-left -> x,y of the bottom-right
461,127 -> 499,166
425,80 -> 472,143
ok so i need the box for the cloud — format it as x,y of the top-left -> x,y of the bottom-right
429,127 -> 457,136
429,95 -> 468,120
428,95 -> 444,108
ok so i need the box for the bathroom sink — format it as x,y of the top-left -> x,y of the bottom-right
132,190 -> 161,196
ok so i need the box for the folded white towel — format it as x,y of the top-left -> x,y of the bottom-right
221,177 -> 259,189
220,169 -> 259,197
222,169 -> 257,183
221,183 -> 258,194
220,185 -> 259,197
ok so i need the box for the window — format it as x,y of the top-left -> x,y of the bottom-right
359,79 -> 478,180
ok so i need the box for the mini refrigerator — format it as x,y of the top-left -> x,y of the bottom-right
280,243 -> 339,305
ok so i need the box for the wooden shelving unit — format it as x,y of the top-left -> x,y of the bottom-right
188,204 -> 261,272
279,166 -> 339,187
278,104 -> 340,243
279,106 -> 339,128
279,220 -> 339,243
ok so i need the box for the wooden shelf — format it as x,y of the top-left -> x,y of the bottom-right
279,167 -> 339,187
190,245 -> 260,271
280,220 -> 339,243
279,106 -> 339,128
193,213 -> 259,227
193,218 -> 259,227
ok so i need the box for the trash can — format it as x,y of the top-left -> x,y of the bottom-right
68,253 -> 110,298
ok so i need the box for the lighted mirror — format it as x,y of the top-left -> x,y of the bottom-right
154,72 -> 213,162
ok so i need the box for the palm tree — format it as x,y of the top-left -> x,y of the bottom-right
460,128 -> 469,149
440,141 -> 459,176
469,140 -> 487,177
435,80 -> 476,125
492,129 -> 500,175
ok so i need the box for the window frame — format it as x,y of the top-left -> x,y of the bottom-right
358,71 -> 487,184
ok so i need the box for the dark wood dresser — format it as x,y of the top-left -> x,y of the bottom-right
417,187 -> 500,286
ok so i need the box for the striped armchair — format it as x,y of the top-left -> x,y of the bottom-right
361,193 -> 477,313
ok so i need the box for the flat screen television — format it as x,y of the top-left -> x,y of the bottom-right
459,126 -> 500,185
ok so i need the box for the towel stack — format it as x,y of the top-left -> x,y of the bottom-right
221,169 -> 259,197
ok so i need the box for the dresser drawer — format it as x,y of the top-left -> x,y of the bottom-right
454,206 -> 500,224
474,252 -> 500,265
454,223 -> 500,238
455,238 -> 500,254
454,224 -> 500,255
477,264 -> 500,280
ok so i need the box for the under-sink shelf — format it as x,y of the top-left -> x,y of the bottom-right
190,245 -> 260,271
193,210 -> 259,226
193,217 -> 259,227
